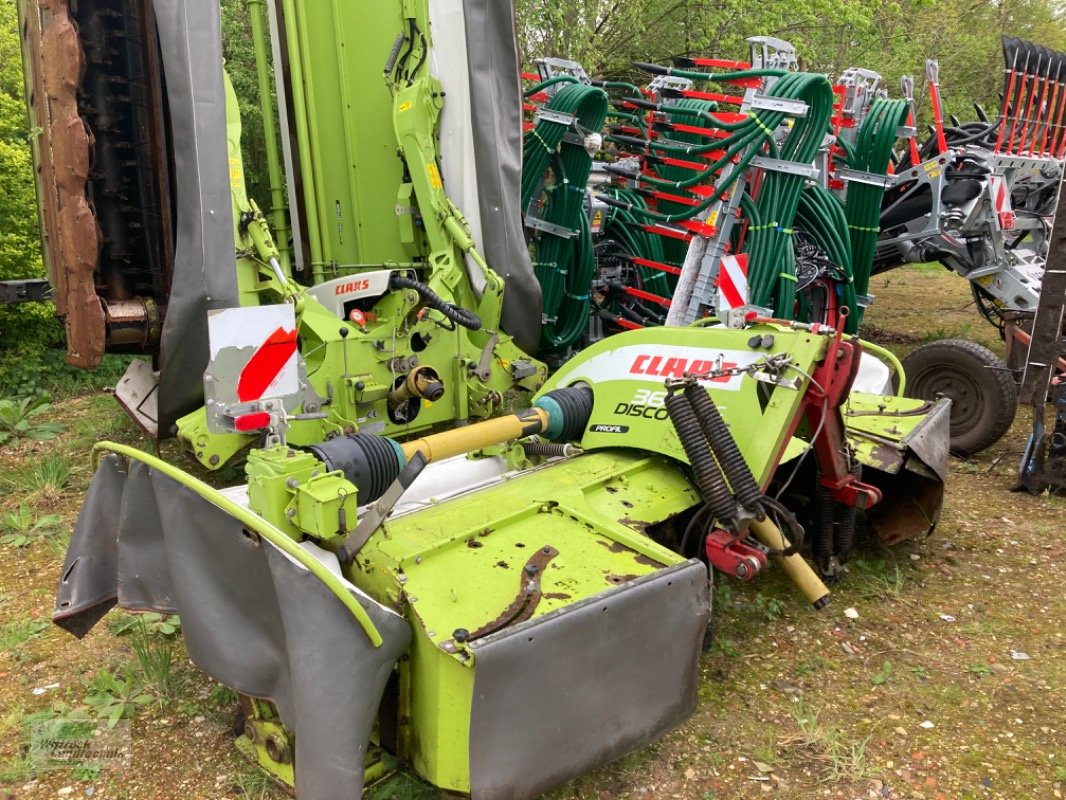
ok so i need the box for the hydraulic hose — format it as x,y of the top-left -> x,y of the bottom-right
522,82 -> 609,350
601,187 -> 672,298
844,98 -> 910,327
743,72 -> 835,319
794,184 -> 858,332
389,273 -> 481,330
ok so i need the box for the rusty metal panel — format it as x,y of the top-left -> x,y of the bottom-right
18,0 -> 175,368
21,0 -> 105,367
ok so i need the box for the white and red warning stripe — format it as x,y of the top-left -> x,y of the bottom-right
716,253 -> 749,315
208,305 -> 300,405
988,175 -> 1015,230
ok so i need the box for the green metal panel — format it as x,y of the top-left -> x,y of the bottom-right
843,392 -> 947,474
281,1 -> 416,272
537,324 -> 830,487
351,450 -> 700,791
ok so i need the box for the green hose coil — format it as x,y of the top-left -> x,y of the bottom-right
522,82 -> 609,350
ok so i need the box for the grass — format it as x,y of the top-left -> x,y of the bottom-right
131,619 -> 180,701
232,768 -> 279,800
851,553 -> 908,598
789,700 -> 875,783
26,451 -> 71,496
107,611 -> 181,638
365,773 -> 440,800
0,618 -> 48,652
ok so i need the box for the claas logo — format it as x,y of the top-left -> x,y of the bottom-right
334,278 -> 372,295
629,354 -> 736,382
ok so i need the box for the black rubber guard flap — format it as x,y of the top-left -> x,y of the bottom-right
151,0 -> 241,435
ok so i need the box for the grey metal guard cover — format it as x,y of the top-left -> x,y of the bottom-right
468,560 -> 711,800
54,456 -> 411,800
151,0 -> 241,435
464,0 -> 543,355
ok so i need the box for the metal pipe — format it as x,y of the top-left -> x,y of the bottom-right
400,408 -> 550,464
280,0 -> 327,281
246,0 -> 291,274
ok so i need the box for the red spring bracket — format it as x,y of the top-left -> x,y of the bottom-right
801,313 -> 883,510
705,530 -> 767,581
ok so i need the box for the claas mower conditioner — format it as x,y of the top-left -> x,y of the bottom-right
14,1 -> 1000,797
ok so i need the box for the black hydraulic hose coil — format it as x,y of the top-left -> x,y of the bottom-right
522,442 -> 571,458
540,385 -> 594,442
834,462 -> 861,564
390,274 -> 482,331
665,391 -> 736,529
683,383 -> 764,515
306,433 -> 402,505
812,478 -> 835,576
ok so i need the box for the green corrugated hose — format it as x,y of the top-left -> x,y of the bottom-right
844,98 -> 910,327
522,82 -> 609,350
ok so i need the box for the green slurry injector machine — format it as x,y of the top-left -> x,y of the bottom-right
17,1 -> 951,797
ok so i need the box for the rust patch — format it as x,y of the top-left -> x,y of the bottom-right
634,553 -> 666,568
618,516 -> 652,534
542,592 -> 571,600
866,443 -> 901,472
597,537 -> 665,568
465,545 -> 559,642
605,574 -> 640,585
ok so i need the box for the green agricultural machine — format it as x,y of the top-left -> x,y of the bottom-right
16,1 -> 953,798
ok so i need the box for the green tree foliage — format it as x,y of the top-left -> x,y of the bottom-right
221,0 -> 273,210
516,0 -> 1066,122
0,0 -> 61,361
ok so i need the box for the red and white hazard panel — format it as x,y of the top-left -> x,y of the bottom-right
988,175 -> 1015,231
207,305 -> 299,404
715,253 -> 749,318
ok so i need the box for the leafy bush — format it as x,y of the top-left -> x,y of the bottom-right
0,504 -> 62,547
0,394 -> 64,444
83,667 -> 153,727
0,348 -> 131,400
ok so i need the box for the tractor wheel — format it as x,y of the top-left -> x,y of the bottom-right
901,339 -> 1017,456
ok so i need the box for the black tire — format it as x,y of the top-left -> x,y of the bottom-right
901,339 -> 1017,456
